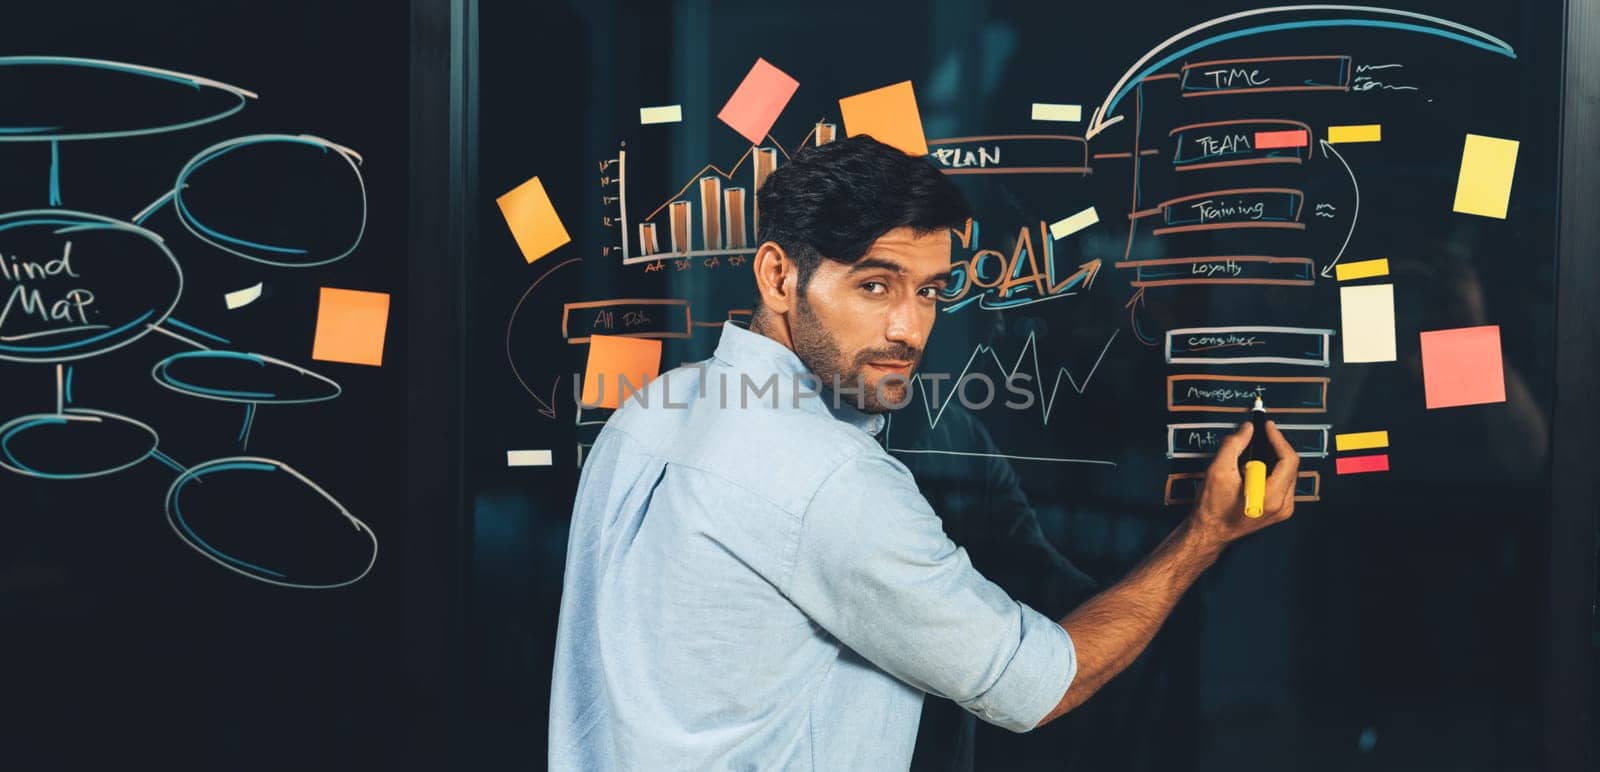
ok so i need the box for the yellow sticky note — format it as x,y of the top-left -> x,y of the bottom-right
1049,206 -> 1099,240
582,335 -> 663,409
496,175 -> 571,264
1031,103 -> 1082,122
312,287 -> 390,367
639,105 -> 683,125
1334,258 -> 1390,282
1453,134 -> 1519,219
838,81 -> 929,157
1335,430 -> 1389,451
1327,124 -> 1381,143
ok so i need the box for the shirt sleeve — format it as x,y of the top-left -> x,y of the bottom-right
784,451 -> 1077,732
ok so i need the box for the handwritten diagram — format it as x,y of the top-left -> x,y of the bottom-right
498,6 -> 1525,503
0,57 -> 377,589
1088,6 -> 1516,500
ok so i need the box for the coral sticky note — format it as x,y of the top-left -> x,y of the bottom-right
838,80 -> 929,157
1335,454 -> 1390,475
496,175 -> 570,264
1420,325 -> 1506,409
1254,129 -> 1308,149
312,287 -> 390,367
581,335 -> 663,410
1339,284 -> 1396,363
1453,134 -> 1519,219
717,58 -> 800,145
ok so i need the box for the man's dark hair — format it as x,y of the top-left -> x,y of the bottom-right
752,135 -> 971,311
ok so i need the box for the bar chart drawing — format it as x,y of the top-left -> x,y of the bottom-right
604,122 -> 837,265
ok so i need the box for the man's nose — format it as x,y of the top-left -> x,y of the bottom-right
884,298 -> 926,353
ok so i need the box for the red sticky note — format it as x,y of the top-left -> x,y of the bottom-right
1419,325 -> 1506,409
838,80 -> 929,157
581,335 -> 663,409
1335,454 -> 1390,475
1255,129 -> 1308,149
717,58 -> 800,145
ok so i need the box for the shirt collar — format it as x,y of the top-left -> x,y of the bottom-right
712,320 -> 887,437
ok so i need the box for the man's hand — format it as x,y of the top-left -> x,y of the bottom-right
1190,419 -> 1300,548
1037,417 -> 1301,726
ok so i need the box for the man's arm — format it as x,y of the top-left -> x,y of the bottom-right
1037,418 -> 1301,725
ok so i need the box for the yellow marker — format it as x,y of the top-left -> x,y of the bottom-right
1243,396 -> 1269,517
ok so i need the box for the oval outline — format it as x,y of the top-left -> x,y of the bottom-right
164,455 -> 377,590
173,134 -> 367,268
0,407 -> 159,480
0,209 -> 184,363
0,56 -> 255,142
151,350 -> 343,405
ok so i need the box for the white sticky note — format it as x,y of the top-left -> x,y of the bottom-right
224,282 -> 262,310
1031,103 -> 1082,122
639,105 -> 683,125
1049,206 -> 1099,240
1339,283 -> 1397,363
506,449 -> 553,467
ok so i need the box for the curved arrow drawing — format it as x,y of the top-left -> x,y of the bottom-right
1085,5 -> 1517,139
1318,139 -> 1358,278
1126,286 -> 1158,346
506,256 -> 582,419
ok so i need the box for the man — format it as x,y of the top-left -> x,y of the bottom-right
549,135 -> 1299,769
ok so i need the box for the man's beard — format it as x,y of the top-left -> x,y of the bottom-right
790,293 -> 921,414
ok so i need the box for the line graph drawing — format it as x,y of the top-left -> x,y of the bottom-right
903,328 -> 1120,431
0,56 -> 378,589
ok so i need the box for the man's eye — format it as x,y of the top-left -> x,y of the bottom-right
862,281 -> 887,294
918,286 -> 941,298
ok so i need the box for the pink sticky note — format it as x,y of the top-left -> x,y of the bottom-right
1419,325 -> 1506,409
717,58 -> 800,145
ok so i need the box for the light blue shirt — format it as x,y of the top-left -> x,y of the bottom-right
549,321 -> 1077,770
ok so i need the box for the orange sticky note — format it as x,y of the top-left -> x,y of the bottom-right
312,287 -> 390,367
838,80 -> 929,157
717,58 -> 800,145
1420,325 -> 1506,409
496,175 -> 570,264
581,335 -> 663,409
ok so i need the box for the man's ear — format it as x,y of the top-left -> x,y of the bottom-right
751,241 -> 798,316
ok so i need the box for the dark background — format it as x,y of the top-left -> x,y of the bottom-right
466,1 -> 1592,771
3,2 -> 410,769
3,1 -> 1596,771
